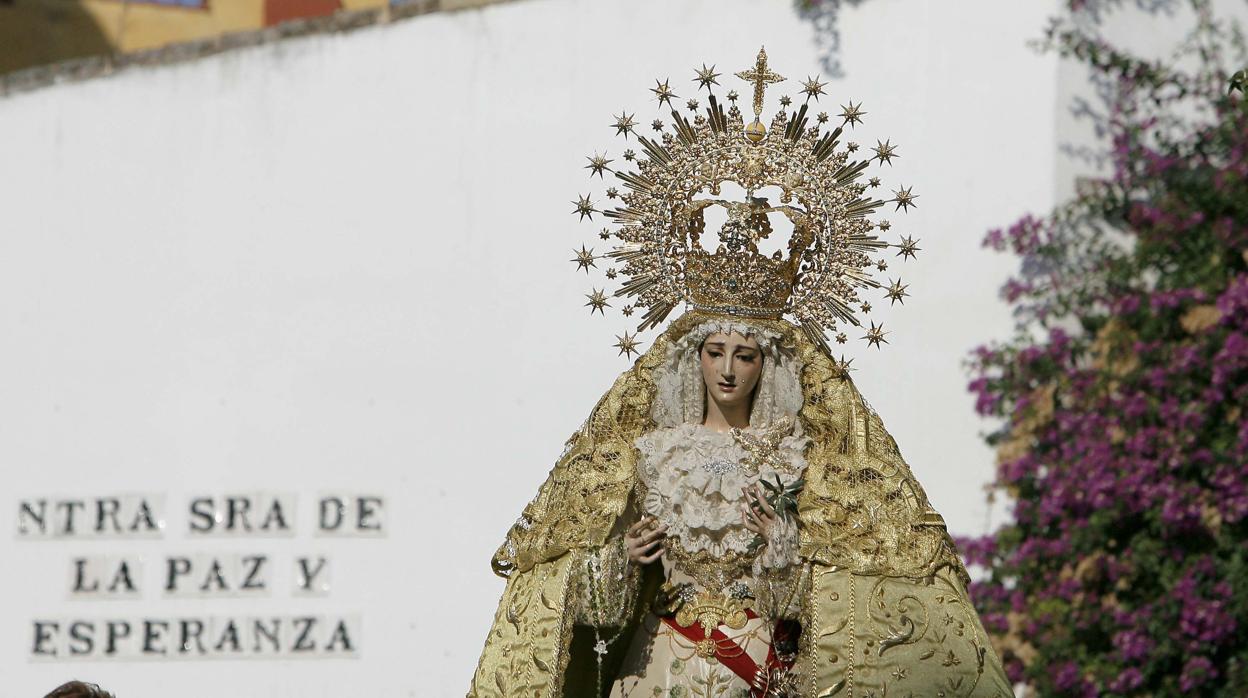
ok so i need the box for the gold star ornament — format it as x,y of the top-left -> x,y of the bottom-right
892,185 -> 918,212
611,111 -> 637,138
585,288 -> 610,315
863,321 -> 888,349
693,63 -> 721,91
613,331 -> 642,359
800,75 -> 827,102
651,78 -> 678,108
833,354 -> 855,378
584,152 -> 612,178
571,245 -> 596,273
571,194 -> 597,221
872,139 -> 899,165
840,100 -> 866,127
896,235 -> 921,260
886,278 -> 909,305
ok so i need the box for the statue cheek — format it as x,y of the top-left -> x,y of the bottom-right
745,367 -> 762,393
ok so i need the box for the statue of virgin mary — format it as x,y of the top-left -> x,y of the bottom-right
467,49 -> 1015,698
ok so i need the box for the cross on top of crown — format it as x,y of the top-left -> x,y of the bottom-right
735,47 -> 786,119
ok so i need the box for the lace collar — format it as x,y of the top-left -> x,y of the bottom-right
634,422 -> 808,557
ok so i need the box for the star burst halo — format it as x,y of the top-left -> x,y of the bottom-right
568,47 -> 922,360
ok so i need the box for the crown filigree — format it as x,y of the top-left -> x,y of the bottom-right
681,197 -> 810,317
570,47 -> 920,358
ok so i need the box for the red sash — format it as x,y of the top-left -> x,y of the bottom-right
659,609 -> 798,697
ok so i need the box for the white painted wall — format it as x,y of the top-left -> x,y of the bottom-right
0,1 -> 1067,695
1055,0 -> 1248,201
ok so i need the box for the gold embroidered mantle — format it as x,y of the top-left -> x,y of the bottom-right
467,311 -> 1014,697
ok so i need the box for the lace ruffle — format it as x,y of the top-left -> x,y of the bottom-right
635,423 -> 808,558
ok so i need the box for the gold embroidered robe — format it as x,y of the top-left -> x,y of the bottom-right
466,312 -> 1015,698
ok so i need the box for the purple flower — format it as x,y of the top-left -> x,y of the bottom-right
1112,295 -> 1142,314
961,20 -> 1246,695
1052,660 -> 1082,691
1113,628 -> 1154,662
1003,278 -> 1033,303
1179,656 -> 1218,691
1177,595 -> 1236,648
1108,667 -> 1144,692
1216,274 -> 1248,321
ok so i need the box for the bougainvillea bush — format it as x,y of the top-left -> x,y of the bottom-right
955,2 -> 1248,696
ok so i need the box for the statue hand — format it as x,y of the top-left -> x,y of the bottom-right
625,515 -> 667,565
742,483 -> 777,540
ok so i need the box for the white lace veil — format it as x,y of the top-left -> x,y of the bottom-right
650,319 -> 805,428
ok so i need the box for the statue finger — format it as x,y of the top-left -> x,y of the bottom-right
745,503 -> 765,528
754,485 -> 777,517
756,505 -> 776,525
640,546 -> 664,563
641,526 -> 667,544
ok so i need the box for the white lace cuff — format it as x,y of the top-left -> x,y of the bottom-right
756,512 -> 800,571
746,513 -> 806,619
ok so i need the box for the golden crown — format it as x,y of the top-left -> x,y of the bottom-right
570,48 -> 921,358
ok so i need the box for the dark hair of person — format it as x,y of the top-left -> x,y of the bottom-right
44,681 -> 115,698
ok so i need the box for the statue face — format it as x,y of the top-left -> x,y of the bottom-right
699,331 -> 763,416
